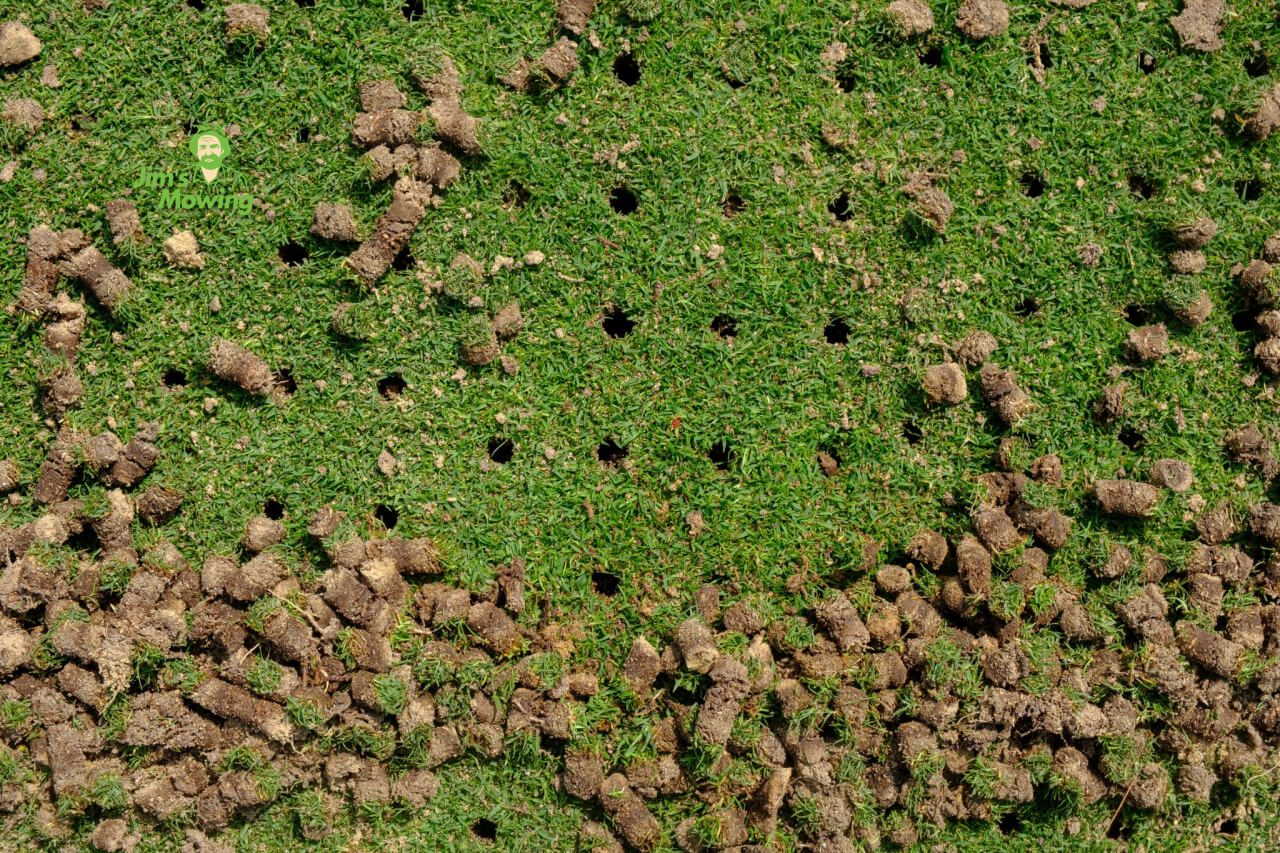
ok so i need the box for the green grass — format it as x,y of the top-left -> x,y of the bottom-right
2,0 -> 1280,848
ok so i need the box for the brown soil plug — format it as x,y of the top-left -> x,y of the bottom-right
208,338 -> 275,396
345,177 -> 431,286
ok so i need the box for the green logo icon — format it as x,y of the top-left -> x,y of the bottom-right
189,125 -> 230,183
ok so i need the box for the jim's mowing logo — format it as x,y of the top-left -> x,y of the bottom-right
131,125 -> 254,214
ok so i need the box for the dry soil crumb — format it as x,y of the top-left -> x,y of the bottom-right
0,21 -> 40,66
886,0 -> 934,36
163,230 -> 205,270
956,0 -> 1009,39
311,203 -> 359,242
137,485 -> 184,524
1170,0 -> 1224,52
979,363 -> 1033,425
922,362 -> 967,405
225,4 -> 269,40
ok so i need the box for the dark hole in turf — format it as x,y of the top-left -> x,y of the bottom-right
609,186 -> 638,215
1106,817 -> 1133,841
374,504 -> 399,529
1245,55 -> 1271,78
162,368 -> 187,389
1128,173 -> 1158,200
263,498 -> 285,520
65,526 -> 100,555
999,812 -> 1022,835
1233,309 -> 1258,332
402,0 -> 424,20
1015,297 -> 1040,317
828,191 -> 853,221
274,368 -> 298,395
836,67 -> 857,93
1119,426 -> 1145,449
1020,171 -> 1045,197
591,571 -> 620,596
182,119 -> 198,135
1236,178 -> 1263,202
708,440 -> 733,470
722,192 -> 744,218
603,308 -> 635,338
487,437 -> 514,464
296,126 -> 310,143
1124,304 -> 1152,326
186,0 -> 205,10
903,420 -> 923,445
919,45 -> 942,67
378,373 -> 406,399
391,245 -> 414,271
596,439 -> 628,467
710,314 -> 737,338
296,0 -> 316,6
1138,51 -> 1157,74
70,116 -> 88,132
472,819 -> 497,842
503,180 -> 530,209
1219,818 -> 1239,835
725,73 -> 745,89
613,53 -> 640,86
278,240 -> 308,266
824,316 -> 850,345
1031,42 -> 1052,69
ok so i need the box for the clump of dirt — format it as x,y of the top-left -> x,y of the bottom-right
1245,84 -> 1280,140
61,245 -> 136,315
1094,478 -> 1162,517
137,485 -> 184,524
0,21 -> 40,67
886,0 -> 934,36
922,362 -> 967,405
1168,288 -> 1213,327
1149,458 -> 1194,492
956,0 -> 1009,39
1172,216 -> 1218,248
1239,259 -> 1275,306
493,302 -> 524,341
979,363 -> 1033,425
359,80 -> 405,113
104,199 -> 146,247
902,172 -> 952,233
2,97 -> 44,131
556,0 -> 597,35
208,338 -> 275,396
225,4 -> 270,42
163,230 -> 205,270
1170,249 -> 1205,275
1169,0 -> 1224,52
953,330 -> 997,367
459,315 -> 500,366
311,203 -> 359,242
1126,323 -> 1169,363
345,177 -> 431,286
